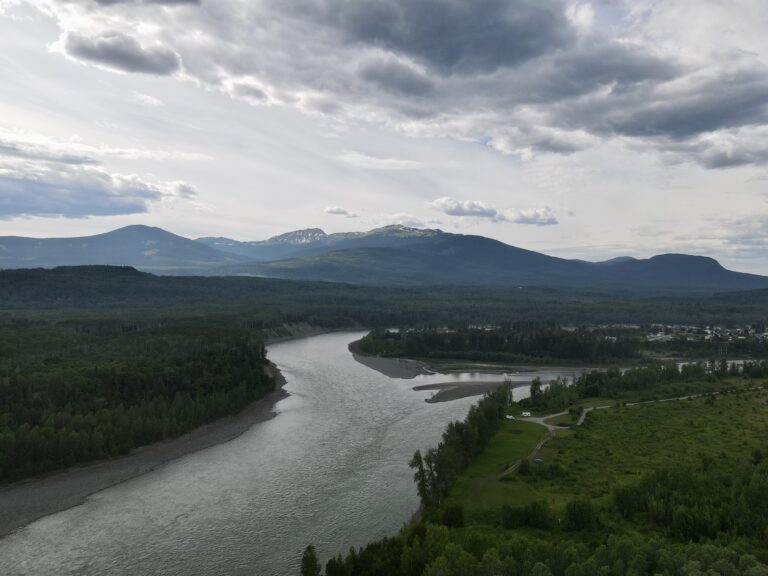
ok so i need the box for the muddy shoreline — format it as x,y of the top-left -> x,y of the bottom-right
348,340 -> 433,379
414,380 -> 532,403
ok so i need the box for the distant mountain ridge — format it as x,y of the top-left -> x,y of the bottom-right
0,225 -> 245,273
196,225 -> 441,261
1,224 -> 766,291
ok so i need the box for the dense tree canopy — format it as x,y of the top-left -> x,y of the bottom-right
358,327 -> 641,363
0,318 -> 274,481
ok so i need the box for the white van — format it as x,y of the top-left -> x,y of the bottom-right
521,411 -> 531,417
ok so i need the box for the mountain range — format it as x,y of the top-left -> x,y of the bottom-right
1,224 -> 766,291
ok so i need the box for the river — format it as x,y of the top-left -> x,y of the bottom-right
0,331 -> 580,576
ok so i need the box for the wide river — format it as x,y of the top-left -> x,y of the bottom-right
0,331 -> 581,576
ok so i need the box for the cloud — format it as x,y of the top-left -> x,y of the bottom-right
0,129 -> 198,219
65,31 -> 180,74
230,82 -> 270,104
324,205 -> 358,218
378,212 -> 430,228
23,0 -> 768,167
431,197 -> 559,226
132,92 -> 164,106
565,2 -> 595,34
431,197 -> 502,220
0,128 -> 210,163
81,0 -> 199,6
358,56 -> 434,96
506,207 -> 559,226
321,0 -> 575,75
338,150 -> 425,170
0,137 -> 98,165
0,163 -> 188,219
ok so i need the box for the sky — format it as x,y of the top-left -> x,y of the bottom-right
0,0 -> 767,272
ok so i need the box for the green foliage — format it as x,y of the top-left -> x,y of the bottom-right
564,499 -> 595,531
500,500 -> 553,530
359,326 -> 641,363
5,266 -> 768,328
0,317 -> 273,481
409,387 -> 509,507
301,545 -> 322,576
317,523 -> 768,576
613,460 -> 768,542
521,377 -> 579,411
440,505 -> 464,528
316,389 -> 768,575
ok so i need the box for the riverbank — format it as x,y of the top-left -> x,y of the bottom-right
348,339 -> 433,379
415,380 -> 530,403
0,362 -> 292,539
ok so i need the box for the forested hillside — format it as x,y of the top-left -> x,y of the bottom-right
0,318 -> 274,481
4,266 -> 768,327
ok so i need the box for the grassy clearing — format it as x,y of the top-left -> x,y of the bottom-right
445,420 -> 548,523
448,386 -> 768,528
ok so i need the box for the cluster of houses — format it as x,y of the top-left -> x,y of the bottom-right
646,324 -> 768,343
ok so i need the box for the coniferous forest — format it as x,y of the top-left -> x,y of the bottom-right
0,318 -> 274,481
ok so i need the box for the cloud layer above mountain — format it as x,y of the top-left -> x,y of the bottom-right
2,0 -> 768,272
23,0 -> 767,169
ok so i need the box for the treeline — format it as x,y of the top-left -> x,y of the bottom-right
409,387 -> 508,509
358,327 -> 641,363
519,378 -> 579,412
5,266 -> 768,327
647,335 -> 768,358
577,359 -> 768,397
0,318 -> 274,481
521,360 -> 768,411
614,455 -> 768,542
303,498 -> 768,576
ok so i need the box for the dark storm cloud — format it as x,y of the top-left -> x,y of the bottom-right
44,0 -> 768,167
358,57 -> 434,96
554,67 -> 768,140
699,148 -> 768,169
326,0 -> 575,75
66,32 -> 180,75
507,42 -> 681,105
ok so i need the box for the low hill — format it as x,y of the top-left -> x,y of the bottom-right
0,225 -> 245,273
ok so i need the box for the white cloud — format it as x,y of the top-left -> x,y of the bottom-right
132,91 -> 164,107
431,197 -> 559,226
431,197 -> 503,220
0,127 -> 211,163
506,207 -> 559,226
338,151 -> 425,171
566,3 -> 595,34
324,205 -> 358,218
